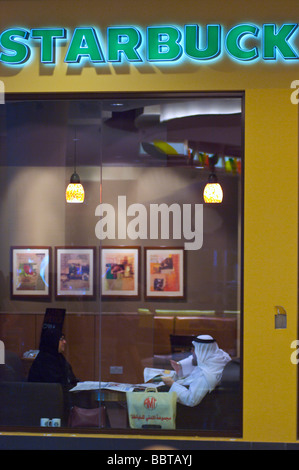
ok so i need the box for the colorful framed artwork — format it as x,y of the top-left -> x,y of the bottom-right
55,247 -> 96,299
11,246 -> 51,300
144,247 -> 185,299
101,246 -> 140,299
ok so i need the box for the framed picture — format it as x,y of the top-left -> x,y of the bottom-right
11,246 -> 51,300
55,247 -> 96,299
145,247 -> 185,299
101,246 -> 140,299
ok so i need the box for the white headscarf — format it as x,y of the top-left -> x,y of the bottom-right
192,334 -> 231,391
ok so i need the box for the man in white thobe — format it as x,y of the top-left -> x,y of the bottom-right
162,334 -> 231,407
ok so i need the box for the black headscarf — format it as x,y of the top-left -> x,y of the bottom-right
28,309 -> 78,387
39,324 -> 62,355
39,308 -> 66,355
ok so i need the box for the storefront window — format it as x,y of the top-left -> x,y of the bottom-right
0,94 -> 242,435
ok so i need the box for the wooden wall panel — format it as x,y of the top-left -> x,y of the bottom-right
63,314 -> 96,382
97,313 -> 153,384
0,313 -> 36,357
153,316 -> 174,355
0,312 -> 238,383
174,316 -> 237,357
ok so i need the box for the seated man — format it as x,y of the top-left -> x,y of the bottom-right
161,334 -> 231,407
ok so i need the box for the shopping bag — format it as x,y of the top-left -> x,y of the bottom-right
68,405 -> 107,428
126,388 -> 177,430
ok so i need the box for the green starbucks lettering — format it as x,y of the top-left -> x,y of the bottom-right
0,23 -> 298,66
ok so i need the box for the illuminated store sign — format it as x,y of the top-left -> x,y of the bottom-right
0,23 -> 298,66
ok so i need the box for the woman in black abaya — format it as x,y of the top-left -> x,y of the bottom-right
28,325 -> 78,387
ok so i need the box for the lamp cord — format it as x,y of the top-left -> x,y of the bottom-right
73,128 -> 78,173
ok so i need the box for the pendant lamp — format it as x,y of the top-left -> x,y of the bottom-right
66,129 -> 85,203
203,154 -> 223,203
203,173 -> 223,203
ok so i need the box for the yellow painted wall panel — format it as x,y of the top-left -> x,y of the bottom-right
243,89 -> 298,442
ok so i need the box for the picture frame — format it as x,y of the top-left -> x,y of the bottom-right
11,246 -> 51,300
144,247 -> 185,299
55,247 -> 96,299
100,246 -> 140,299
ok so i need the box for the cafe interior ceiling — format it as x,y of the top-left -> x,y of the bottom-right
0,96 -> 242,167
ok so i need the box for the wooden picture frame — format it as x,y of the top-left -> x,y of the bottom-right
55,246 -> 96,299
100,246 -> 140,299
11,246 -> 51,300
144,247 -> 185,299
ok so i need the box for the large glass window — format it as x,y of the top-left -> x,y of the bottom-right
0,94 -> 242,435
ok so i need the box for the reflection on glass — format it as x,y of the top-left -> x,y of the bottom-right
0,95 -> 242,435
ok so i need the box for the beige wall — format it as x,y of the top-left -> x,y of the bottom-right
0,164 -> 240,314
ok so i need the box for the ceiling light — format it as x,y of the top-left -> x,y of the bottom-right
66,172 -> 85,203
203,173 -> 223,203
66,129 -> 85,203
203,154 -> 223,203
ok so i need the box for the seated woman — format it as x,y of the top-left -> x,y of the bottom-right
162,334 -> 231,407
28,326 -> 78,388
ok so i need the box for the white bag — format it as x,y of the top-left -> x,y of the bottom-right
126,388 -> 177,430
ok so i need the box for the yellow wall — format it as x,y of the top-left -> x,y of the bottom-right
1,0 -> 299,443
244,89 -> 298,442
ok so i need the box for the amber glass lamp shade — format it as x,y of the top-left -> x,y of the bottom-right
66,172 -> 85,203
203,173 -> 223,203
